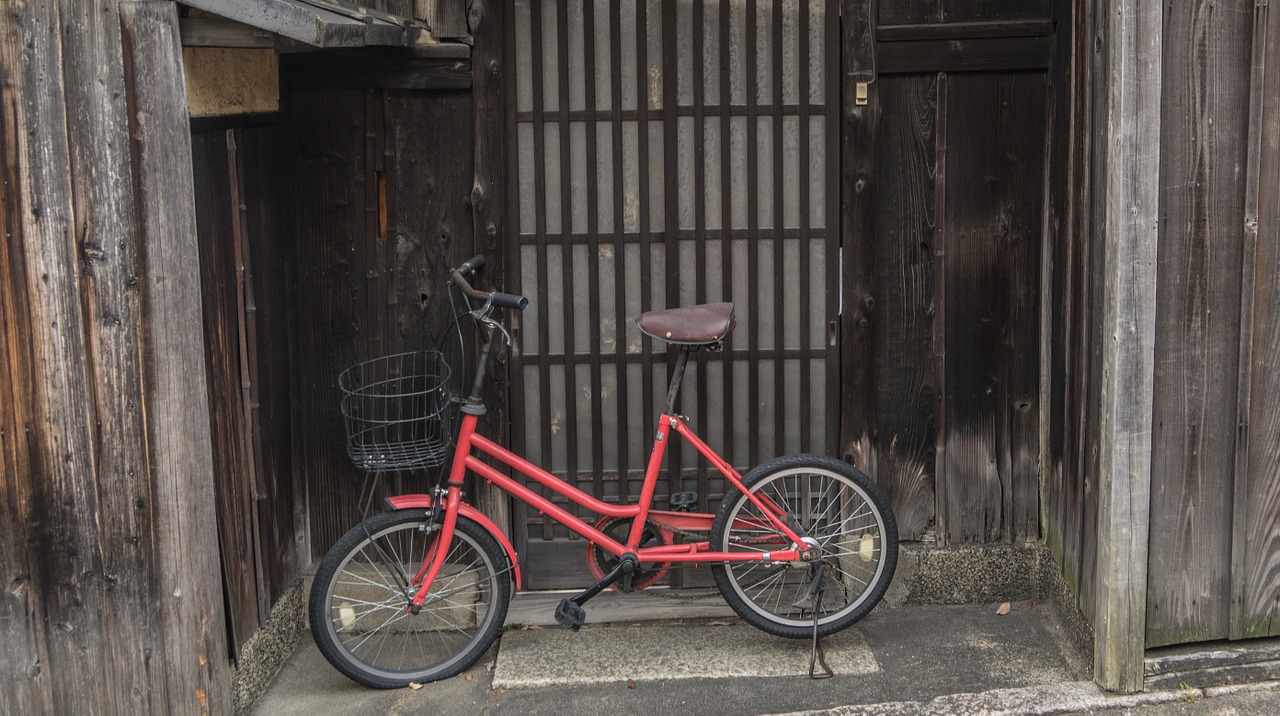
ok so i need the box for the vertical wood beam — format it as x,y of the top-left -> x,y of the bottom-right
839,0 -> 879,474
1091,0 -> 1162,693
121,2 -> 229,710
469,0 -> 510,534
1232,0 -> 1280,641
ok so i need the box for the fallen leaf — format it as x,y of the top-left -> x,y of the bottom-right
408,682 -> 424,691
708,620 -> 731,626
465,674 -> 473,682
996,602 -> 1011,616
1025,599 -> 1035,608
626,679 -> 636,689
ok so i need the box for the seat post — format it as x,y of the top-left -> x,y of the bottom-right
662,348 -> 692,416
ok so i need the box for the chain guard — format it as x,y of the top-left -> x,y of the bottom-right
587,516 -> 672,591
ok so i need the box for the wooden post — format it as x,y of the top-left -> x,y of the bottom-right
121,2 -> 230,710
839,0 -> 879,474
1091,0 -> 1162,693
469,0 -> 511,535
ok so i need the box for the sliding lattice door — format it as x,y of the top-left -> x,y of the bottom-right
507,0 -> 840,587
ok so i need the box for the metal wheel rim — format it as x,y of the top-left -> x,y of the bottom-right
321,521 -> 500,681
719,466 -> 889,628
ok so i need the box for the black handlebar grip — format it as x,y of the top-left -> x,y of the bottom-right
459,255 -> 486,274
490,292 -> 529,311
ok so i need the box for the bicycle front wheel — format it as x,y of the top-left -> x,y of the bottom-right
710,454 -> 898,639
309,509 -> 512,688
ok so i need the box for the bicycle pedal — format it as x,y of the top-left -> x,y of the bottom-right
554,599 -> 587,631
670,491 -> 698,512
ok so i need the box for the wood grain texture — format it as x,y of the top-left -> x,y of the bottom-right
878,36 -> 1052,74
871,74 -> 938,542
238,125 -> 301,614
121,3 -> 230,710
0,15 -> 57,710
879,0 -> 1050,25
288,88 -> 370,561
1043,0 -> 1098,626
1145,0 -> 1253,649
1091,0 -> 1162,692
469,0 -> 510,532
2,0 -> 150,710
282,52 -> 471,90
839,0 -> 880,475
939,72 -> 1046,545
1235,0 -> 1280,641
288,84 -> 477,560
192,130 -> 258,655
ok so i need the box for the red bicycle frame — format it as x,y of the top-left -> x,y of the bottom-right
404,264 -> 812,610
406,410 -> 810,608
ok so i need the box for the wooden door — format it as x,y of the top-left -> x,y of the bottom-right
842,1 -> 1052,545
507,0 -> 842,588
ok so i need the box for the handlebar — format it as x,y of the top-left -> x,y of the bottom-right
450,256 -> 529,311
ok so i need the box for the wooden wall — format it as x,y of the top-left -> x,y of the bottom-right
1,1 -> 227,711
1045,0 -> 1280,657
1043,0 -> 1104,631
190,120 -> 300,657
1145,0 -> 1280,648
278,66 -> 478,560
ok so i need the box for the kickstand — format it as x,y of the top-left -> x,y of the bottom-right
807,565 -> 834,680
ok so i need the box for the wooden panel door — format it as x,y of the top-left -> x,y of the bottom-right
507,0 -> 841,588
843,1 -> 1052,545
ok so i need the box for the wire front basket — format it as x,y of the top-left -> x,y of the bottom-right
339,351 -> 453,473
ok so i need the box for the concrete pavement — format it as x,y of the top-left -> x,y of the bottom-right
249,566 -> 1280,715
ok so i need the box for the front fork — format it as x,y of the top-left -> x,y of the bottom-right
408,412 -> 480,611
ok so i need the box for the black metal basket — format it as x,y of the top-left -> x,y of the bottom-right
338,351 -> 453,473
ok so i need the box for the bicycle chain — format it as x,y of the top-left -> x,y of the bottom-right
630,518 -> 795,601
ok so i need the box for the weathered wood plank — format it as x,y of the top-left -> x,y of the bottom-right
0,26 -> 57,712
289,88 -> 370,559
1042,0 -> 1088,617
1145,0 -> 1253,649
1235,0 -> 1280,641
8,0 -> 145,710
179,17 -> 275,48
182,0 -> 410,48
877,20 -> 1053,42
1091,0 -> 1163,693
238,124 -> 301,610
878,36 -> 1052,74
283,53 -> 471,89
69,0 -> 165,707
940,72 -> 1046,545
121,2 -> 230,710
192,129 -> 259,656
839,0 -> 880,476
469,0 -> 506,433
418,0 -> 470,39
879,0 -> 1050,26
871,74 -> 938,542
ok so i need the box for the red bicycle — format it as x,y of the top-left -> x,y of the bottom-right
309,257 -> 899,688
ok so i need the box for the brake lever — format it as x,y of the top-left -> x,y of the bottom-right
483,317 -> 513,347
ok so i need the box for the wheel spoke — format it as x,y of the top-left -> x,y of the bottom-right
311,512 -> 511,687
712,460 -> 897,635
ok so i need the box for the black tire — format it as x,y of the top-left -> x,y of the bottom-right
309,510 -> 512,688
710,454 -> 898,639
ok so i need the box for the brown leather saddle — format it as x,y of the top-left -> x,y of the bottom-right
635,303 -> 736,347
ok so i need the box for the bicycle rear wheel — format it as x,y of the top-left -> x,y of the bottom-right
710,454 -> 898,639
309,509 -> 512,688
